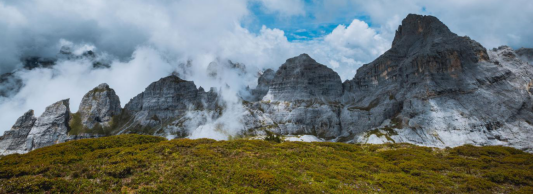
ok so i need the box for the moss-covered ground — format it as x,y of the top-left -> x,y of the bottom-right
0,134 -> 532,193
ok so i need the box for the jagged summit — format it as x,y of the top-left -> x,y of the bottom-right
77,83 -> 122,129
346,13 -> 489,94
119,75 -> 219,136
25,99 -> 71,150
0,110 -> 36,155
286,53 -> 316,64
392,14 -> 454,48
263,53 -> 342,101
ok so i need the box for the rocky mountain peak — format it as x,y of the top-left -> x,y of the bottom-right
287,53 -> 316,64
10,110 -> 37,131
25,99 -> 71,150
78,83 -> 122,129
263,54 -> 342,102
0,110 -> 37,155
346,13 -> 489,94
120,75 -> 219,135
392,14 -> 454,48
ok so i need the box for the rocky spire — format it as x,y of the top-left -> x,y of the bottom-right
78,83 -> 122,129
263,54 -> 343,102
0,110 -> 37,155
25,99 -> 71,150
391,14 -> 454,48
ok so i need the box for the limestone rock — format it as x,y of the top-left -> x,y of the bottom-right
78,83 -> 122,129
25,99 -> 72,150
0,110 -> 37,155
263,54 -> 343,102
341,14 -> 533,151
249,69 -> 275,101
119,75 -> 219,136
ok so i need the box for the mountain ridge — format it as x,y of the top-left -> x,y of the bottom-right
1,14 -> 533,154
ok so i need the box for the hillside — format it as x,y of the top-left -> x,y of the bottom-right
0,135 -> 532,193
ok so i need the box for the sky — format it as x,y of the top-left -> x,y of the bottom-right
0,0 -> 533,133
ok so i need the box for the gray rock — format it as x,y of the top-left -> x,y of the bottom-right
119,75 -> 219,136
341,14 -> 533,151
25,99 -> 72,150
240,14 -> 533,152
78,83 -> 121,129
0,110 -> 37,155
263,54 -> 343,102
249,69 -> 275,101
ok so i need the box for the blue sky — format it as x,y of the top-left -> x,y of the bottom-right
246,0 -> 373,41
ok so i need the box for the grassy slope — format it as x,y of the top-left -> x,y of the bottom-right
0,135 -> 532,193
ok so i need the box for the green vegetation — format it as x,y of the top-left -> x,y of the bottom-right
0,135 -> 532,193
68,113 -> 108,136
264,130 -> 282,143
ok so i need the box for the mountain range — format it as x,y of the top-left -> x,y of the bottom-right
1,14 -> 533,155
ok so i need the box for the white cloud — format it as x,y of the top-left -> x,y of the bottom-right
325,19 -> 389,58
258,0 -> 305,17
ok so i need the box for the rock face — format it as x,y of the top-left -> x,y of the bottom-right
249,69 -> 275,101
78,83 -> 122,129
118,75 -> 219,136
239,14 -> 533,151
25,99 -> 72,150
263,54 -> 343,102
339,14 -> 533,151
0,110 -> 37,155
243,55 -> 344,139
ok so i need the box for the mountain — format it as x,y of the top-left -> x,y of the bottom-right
0,84 -> 118,154
1,14 -> 533,155
341,14 -> 533,150
262,54 -> 343,102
